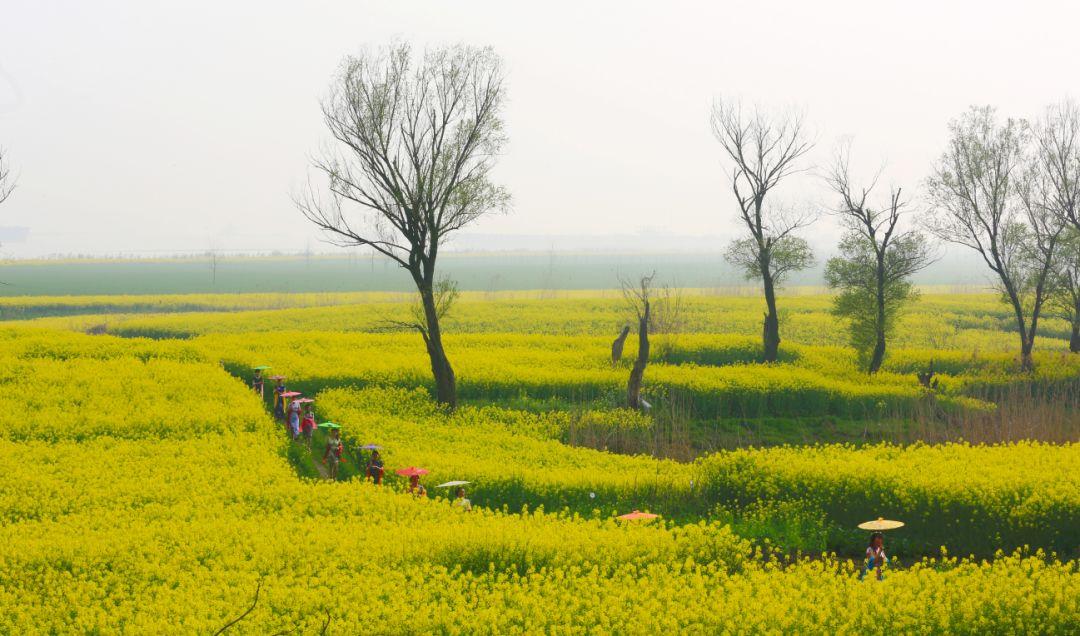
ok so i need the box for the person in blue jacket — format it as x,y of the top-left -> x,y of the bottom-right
860,532 -> 888,581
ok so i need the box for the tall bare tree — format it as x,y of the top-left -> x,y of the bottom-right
1031,99 -> 1080,234
824,142 -> 936,373
926,106 -> 1065,371
297,42 -> 510,407
0,147 -> 14,206
711,99 -> 815,362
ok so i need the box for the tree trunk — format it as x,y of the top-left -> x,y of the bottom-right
628,301 -> 650,409
868,256 -> 887,374
611,326 -> 631,366
419,286 -> 457,408
1021,336 -> 1035,372
761,272 -> 780,363
868,324 -> 887,374
1002,281 -> 1034,373
1071,296 -> 1080,353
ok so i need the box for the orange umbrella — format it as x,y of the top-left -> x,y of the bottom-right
617,510 -> 659,521
395,467 -> 429,478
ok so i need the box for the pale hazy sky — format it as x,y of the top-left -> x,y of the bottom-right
1,0 -> 1077,256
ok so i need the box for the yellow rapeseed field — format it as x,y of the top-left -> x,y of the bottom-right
1,286 -> 1078,632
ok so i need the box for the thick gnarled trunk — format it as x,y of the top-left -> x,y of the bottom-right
1001,280 -> 1036,373
868,259 -> 887,374
419,286 -> 457,408
869,330 -> 887,374
627,301 -> 650,409
762,272 -> 780,363
1020,337 -> 1035,372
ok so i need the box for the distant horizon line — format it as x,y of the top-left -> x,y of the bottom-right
0,247 -> 750,264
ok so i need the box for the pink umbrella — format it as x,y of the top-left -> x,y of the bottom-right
617,510 -> 659,521
395,466 -> 429,478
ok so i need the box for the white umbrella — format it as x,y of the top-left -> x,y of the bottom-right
436,480 -> 471,488
858,517 -> 905,531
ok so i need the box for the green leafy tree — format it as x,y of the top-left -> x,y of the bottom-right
824,142 -> 936,372
825,234 -> 932,371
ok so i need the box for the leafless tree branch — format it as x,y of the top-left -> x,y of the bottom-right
0,147 -> 15,206
1031,98 -> 1080,233
212,581 -> 262,636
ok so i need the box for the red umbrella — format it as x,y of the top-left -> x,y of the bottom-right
395,466 -> 429,477
617,510 -> 659,521
269,375 -> 286,381
281,391 -> 302,399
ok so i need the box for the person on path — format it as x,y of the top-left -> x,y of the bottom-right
366,450 -> 385,485
860,532 -> 888,581
322,428 -> 344,480
272,378 -> 287,420
252,369 -> 264,397
300,406 -> 316,447
408,474 -> 426,498
455,486 -> 472,511
287,398 -> 301,440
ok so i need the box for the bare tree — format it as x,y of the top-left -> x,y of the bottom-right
926,106 -> 1065,371
621,273 -> 655,410
711,99 -> 815,362
1031,99 -> 1080,233
207,249 -> 219,285
650,282 -> 686,335
296,42 -> 510,407
824,141 -> 936,373
0,147 -> 14,206
649,282 -> 685,361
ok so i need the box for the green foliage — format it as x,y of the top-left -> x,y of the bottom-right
1049,228 -> 1080,329
825,232 -> 926,370
724,235 -> 815,284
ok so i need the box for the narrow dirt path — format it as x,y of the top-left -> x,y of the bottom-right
311,448 -> 330,479
250,383 -> 333,480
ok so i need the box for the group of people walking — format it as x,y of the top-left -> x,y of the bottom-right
251,367 -> 472,511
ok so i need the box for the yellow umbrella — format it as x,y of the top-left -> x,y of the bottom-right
858,517 -> 905,531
